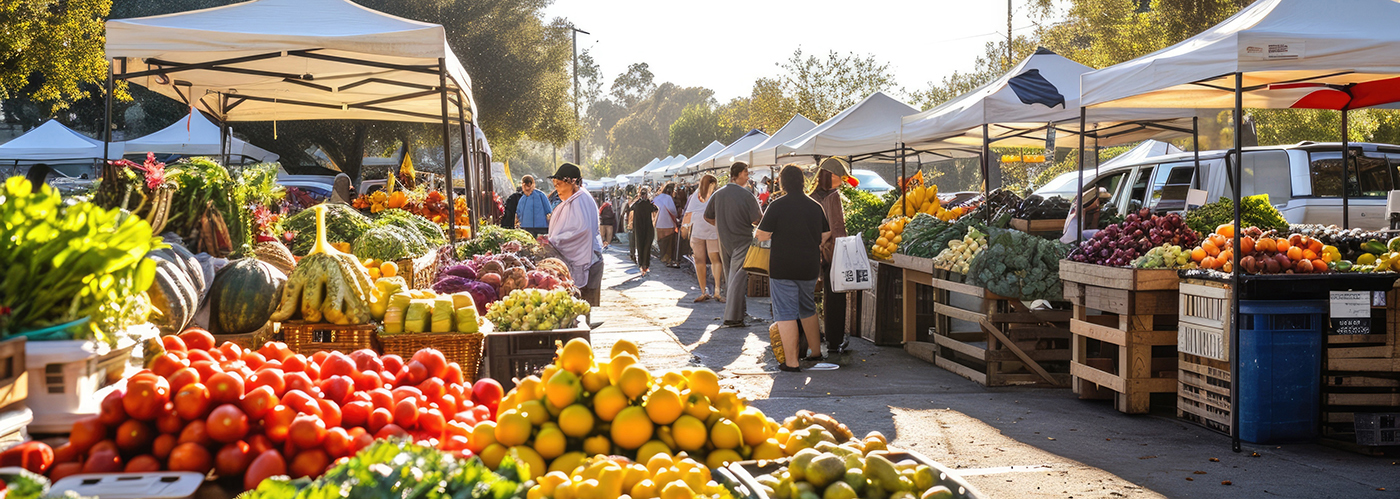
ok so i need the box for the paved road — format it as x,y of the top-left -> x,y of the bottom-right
590,239 -> 1398,498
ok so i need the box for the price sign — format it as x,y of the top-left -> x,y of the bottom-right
1330,291 -> 1371,335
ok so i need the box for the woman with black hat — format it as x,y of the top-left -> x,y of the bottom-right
542,162 -> 604,305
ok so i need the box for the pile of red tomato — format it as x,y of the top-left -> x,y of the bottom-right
45,328 -> 504,491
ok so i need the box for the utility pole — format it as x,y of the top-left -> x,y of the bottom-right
570,26 -> 590,167
1007,0 -> 1013,71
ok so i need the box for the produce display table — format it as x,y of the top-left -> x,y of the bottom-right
1060,260 -> 1181,414
480,318 -> 590,391
25,324 -> 157,434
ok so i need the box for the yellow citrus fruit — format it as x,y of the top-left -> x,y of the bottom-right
644,386 -> 684,425
683,393 -> 711,420
553,482 -> 576,499
610,339 -> 640,359
655,424 -> 676,450
468,421 -> 497,453
705,448 -> 742,469
652,467 -> 681,491
685,369 -> 720,400
635,440 -> 672,466
680,466 -> 707,492
511,446 -> 547,480
572,478 -> 600,499
752,438 -> 784,460
672,415 -> 707,452
622,463 -> 649,491
645,452 -> 674,475
535,471 -> 570,499
558,404 -> 595,438
710,418 -> 741,449
558,337 -> 594,374
582,434 -> 611,456
494,410 -> 532,447
611,406 -> 654,449
541,364 -> 560,385
515,376 -> 542,402
607,353 -> 638,384
630,479 -> 659,499
592,385 -> 628,422
480,443 -> 507,469
518,399 -> 551,426
660,480 -> 695,499
548,451 -> 587,475
593,464 -> 625,499
380,261 -> 398,277
544,370 -> 582,409
499,392 -> 518,412
618,364 -> 653,400
581,367 -> 610,393
735,406 -> 770,446
661,371 -> 688,390
533,425 -> 566,460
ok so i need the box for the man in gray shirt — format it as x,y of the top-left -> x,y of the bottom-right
706,162 -> 764,327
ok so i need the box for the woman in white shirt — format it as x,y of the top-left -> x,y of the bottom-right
684,174 -> 725,302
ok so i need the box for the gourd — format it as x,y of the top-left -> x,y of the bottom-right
145,242 -> 202,334
269,205 -> 376,325
253,241 -> 297,276
208,258 -> 287,334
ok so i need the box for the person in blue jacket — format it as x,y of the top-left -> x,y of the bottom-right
515,175 -> 553,236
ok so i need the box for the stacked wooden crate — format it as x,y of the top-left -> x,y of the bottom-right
1321,288 -> 1400,454
1176,278 -> 1234,436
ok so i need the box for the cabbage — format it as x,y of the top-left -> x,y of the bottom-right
433,275 -> 473,294
442,264 -> 477,280
464,280 -> 498,314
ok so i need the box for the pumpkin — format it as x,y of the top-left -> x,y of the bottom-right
146,245 -> 200,334
208,258 -> 287,334
253,241 -> 297,276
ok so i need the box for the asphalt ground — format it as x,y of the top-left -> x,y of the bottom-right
591,237 -> 1399,498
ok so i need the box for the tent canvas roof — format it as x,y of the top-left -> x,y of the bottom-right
0,120 -> 124,163
702,129 -> 769,171
648,155 -> 687,180
121,111 -> 278,162
677,140 -> 726,173
746,114 -> 817,168
106,0 -> 475,124
774,92 -> 918,162
1082,0 -> 1400,109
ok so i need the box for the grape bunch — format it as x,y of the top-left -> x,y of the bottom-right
1069,209 -> 1200,267
1132,244 -> 1192,269
485,288 -> 590,331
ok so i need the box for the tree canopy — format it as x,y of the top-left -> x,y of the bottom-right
0,0 -> 112,114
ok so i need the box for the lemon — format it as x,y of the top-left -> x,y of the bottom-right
710,418 -> 742,449
637,439 -> 672,464
735,406 -> 771,446
572,478 -> 601,499
618,364 -> 652,400
630,479 -> 659,499
581,367 -> 610,393
518,399 -> 552,426
608,353 -> 638,384
622,463 -> 649,491
541,364 -> 560,385
594,464 -> 625,499
511,446 -> 547,480
593,385 -> 629,422
545,370 -> 583,409
480,443 -> 507,469
683,393 -> 712,420
645,386 -> 684,425
534,425 -> 566,459
558,337 -> 594,374
681,466 -> 707,492
610,339 -> 640,359
752,438 -> 785,460
499,392 -> 519,412
661,371 -> 688,390
611,406 -> 654,450
553,481 -> 577,499
685,369 -> 720,400
652,467 -> 681,492
494,410 -> 532,447
582,434 -> 611,456
515,376 -> 543,402
705,448 -> 742,469
549,451 -> 587,475
712,389 -> 741,419
671,415 -> 707,452
536,471 -> 570,498
468,421 -> 497,453
660,480 -> 695,499
558,403 -> 595,438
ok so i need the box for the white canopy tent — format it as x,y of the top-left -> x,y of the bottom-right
647,154 -> 687,183
700,129 -> 768,172
673,140 -> 726,176
773,92 -> 918,164
121,111 -> 278,163
745,115 -> 817,168
0,120 -> 125,176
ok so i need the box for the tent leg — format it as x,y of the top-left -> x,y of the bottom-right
1342,109 -> 1350,229
1230,72 -> 1243,454
103,59 -> 114,163
218,97 -> 229,167
438,59 -> 456,245
455,97 -> 479,234
1193,116 -> 1201,188
1076,108 -> 1086,243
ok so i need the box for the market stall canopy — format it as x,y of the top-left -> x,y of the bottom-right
1081,0 -> 1400,110
903,48 -> 1191,153
702,129 -> 769,172
0,120 -> 124,165
648,154 -> 687,182
746,115 -> 817,168
120,111 -> 278,162
773,92 -> 918,163
677,140 -> 727,174
105,0 -> 476,124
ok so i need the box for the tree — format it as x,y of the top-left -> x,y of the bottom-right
667,103 -> 743,157
610,63 -> 657,108
909,36 -> 1040,110
604,83 -> 714,170
742,77 -> 800,134
775,48 -> 901,123
0,0 -> 113,114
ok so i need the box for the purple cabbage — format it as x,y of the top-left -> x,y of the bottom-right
433,275 -> 473,294
465,280 -> 498,314
443,263 -> 477,280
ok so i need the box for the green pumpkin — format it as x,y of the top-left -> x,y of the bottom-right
209,258 -> 287,334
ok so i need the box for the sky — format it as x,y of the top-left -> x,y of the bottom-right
543,0 -> 1051,102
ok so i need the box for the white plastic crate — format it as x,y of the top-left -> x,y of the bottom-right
24,324 -> 156,434
0,406 -> 34,450
51,471 -> 204,499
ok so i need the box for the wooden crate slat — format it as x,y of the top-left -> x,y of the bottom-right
1058,260 -> 1180,291
934,302 -> 987,324
1327,392 -> 1400,406
980,319 -> 1062,386
988,310 -> 1073,324
930,277 -> 987,298
934,355 -> 989,385
1071,362 -> 1125,392
932,333 -> 986,359
1072,319 -> 1126,345
1328,358 -> 1400,372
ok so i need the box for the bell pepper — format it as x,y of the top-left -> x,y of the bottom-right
1362,239 -> 1388,255
1321,245 -> 1342,263
1358,253 -> 1377,265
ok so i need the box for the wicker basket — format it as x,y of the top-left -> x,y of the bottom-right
379,332 -> 486,382
212,322 -> 279,350
769,322 -> 785,364
395,250 -> 440,290
282,322 -> 378,356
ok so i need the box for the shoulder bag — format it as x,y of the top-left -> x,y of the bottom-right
742,240 -> 771,276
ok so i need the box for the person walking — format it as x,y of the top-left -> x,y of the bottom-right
502,186 -> 523,230
628,186 -> 658,276
706,163 -> 764,328
598,197 -> 617,250
541,163 -> 605,306
515,175 -> 552,237
813,163 -> 851,356
653,182 -> 679,267
684,174 -> 725,303
757,165 -> 830,372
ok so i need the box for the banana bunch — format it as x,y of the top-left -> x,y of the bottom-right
270,205 -> 377,325
887,182 -> 940,218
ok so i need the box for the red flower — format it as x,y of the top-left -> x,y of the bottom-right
283,231 -> 296,242
111,153 -> 168,190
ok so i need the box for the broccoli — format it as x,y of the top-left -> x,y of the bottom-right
967,228 -> 1071,301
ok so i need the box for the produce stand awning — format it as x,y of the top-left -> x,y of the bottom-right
700,129 -> 769,172
772,92 -> 918,163
745,114 -> 817,168
0,120 -> 124,165
676,140 -> 727,175
120,111 -> 279,163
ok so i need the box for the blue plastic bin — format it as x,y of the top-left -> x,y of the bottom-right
1236,299 -> 1325,444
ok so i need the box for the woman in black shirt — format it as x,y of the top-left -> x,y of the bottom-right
756,165 -> 830,372
629,186 -> 659,276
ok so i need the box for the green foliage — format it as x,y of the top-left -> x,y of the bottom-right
967,228 -> 1070,301
237,440 -> 522,499
841,186 -> 889,250
668,103 -> 745,157
1185,194 -> 1289,235
352,224 -> 430,261
453,224 -> 539,260
0,0 -> 112,112
374,209 -> 447,246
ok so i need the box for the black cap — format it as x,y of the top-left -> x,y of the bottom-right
549,162 -> 583,180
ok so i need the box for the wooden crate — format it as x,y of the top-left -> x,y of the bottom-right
282,322 -> 379,356
861,261 -> 904,346
747,274 -> 770,298
1060,261 -> 1180,414
1178,352 -> 1233,437
1320,288 -> 1400,454
903,267 -> 1072,387
0,337 -> 25,411
1010,218 -> 1064,236
1178,278 -> 1231,362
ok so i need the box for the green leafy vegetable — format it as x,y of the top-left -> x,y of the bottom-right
1185,194 -> 1289,235
967,228 -> 1071,301
374,208 -> 447,246
454,224 -> 539,260
841,186 -> 890,251
353,224 -> 431,261
237,440 -> 522,499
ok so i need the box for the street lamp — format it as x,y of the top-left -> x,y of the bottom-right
570,26 -> 590,167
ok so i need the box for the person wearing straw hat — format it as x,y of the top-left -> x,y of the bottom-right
541,163 -> 604,305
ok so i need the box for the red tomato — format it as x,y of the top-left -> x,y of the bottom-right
367,408 -> 392,434
82,450 -> 122,473
352,370 -> 382,391
340,401 -> 371,428
218,343 -> 243,363
289,449 -> 329,479
52,442 -> 78,464
89,440 -> 118,456
319,352 -> 356,379
444,362 -> 465,386
152,434 -> 177,460
368,389 -> 394,411
244,450 -> 287,491
349,430 -> 374,454
393,398 -> 419,429
168,442 -> 212,473
150,353 -> 188,379
416,378 -> 445,400
68,416 -> 107,453
240,350 -> 267,370
282,354 -> 308,373
374,424 -> 408,440
98,388 -> 127,426
322,427 -> 352,458
442,435 -> 470,452
246,369 -> 286,397
472,379 -> 504,407
280,390 -> 320,417
303,360 -> 321,381
155,403 -> 184,434
402,361 -> 429,386
173,382 -> 212,421
317,375 -> 354,405
262,405 -> 296,443
125,454 -> 162,472
350,391 -> 372,404
207,404 -> 250,443
124,377 -> 171,421
471,405 -> 492,422
190,360 -> 222,380
288,416 -> 326,449
349,349 -> 383,372
186,349 -> 216,364
445,420 -> 472,438
247,434 -> 274,455
283,371 -> 316,396
241,385 -> 279,419
391,386 -> 423,404
259,359 -> 283,371
436,394 -> 457,416
206,372 -> 245,404
166,367 -> 201,393
178,329 -> 216,351
257,342 -> 290,363
115,419 -> 154,454
380,354 -> 404,374
129,370 -> 159,383
49,462 -> 83,482
177,420 -> 212,447
215,440 -> 253,476
379,370 -> 396,386
418,408 -> 446,437
411,349 -> 448,379
310,351 -> 329,366
317,399 -> 342,428
161,335 -> 188,353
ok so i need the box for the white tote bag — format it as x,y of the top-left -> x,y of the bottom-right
830,234 -> 874,292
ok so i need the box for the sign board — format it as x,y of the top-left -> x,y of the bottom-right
1329,290 -> 1371,335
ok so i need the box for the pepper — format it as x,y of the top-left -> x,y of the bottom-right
1322,245 -> 1342,263
1362,239 -> 1388,255
1335,260 -> 1354,272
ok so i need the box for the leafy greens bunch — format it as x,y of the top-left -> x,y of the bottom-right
967,228 -> 1072,301
1185,194 -> 1289,235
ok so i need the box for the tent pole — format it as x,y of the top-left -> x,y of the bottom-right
1077,108 -> 1086,244
900,145 -> 908,216
438,59 -> 457,245
455,98 -> 479,234
1193,116 -> 1201,188
218,95 -> 230,167
103,59 -> 114,163
1342,109 -> 1350,229
982,124 -> 992,195
1231,72 -> 1243,454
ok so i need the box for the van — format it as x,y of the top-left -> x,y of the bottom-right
1035,142 -> 1400,230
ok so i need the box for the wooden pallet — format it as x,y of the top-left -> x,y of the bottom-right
1060,261 -> 1180,414
1321,288 -> 1400,454
1178,352 -> 1233,437
903,266 -> 1071,387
